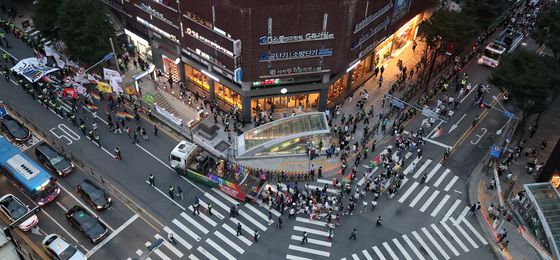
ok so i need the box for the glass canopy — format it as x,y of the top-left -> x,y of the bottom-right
524,182 -> 560,259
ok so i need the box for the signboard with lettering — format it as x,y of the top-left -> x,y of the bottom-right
259,32 -> 334,45
351,17 -> 391,51
354,2 -> 394,33
259,49 -> 333,62
136,16 -> 179,43
135,3 -> 178,29
186,28 -> 235,58
266,66 -> 329,77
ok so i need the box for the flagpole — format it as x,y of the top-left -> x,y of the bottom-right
84,55 -> 111,73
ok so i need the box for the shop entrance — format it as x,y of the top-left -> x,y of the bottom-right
162,55 -> 180,83
251,92 -> 319,116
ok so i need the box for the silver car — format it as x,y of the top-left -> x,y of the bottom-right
42,234 -> 87,260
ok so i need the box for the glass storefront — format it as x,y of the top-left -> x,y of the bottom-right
251,92 -> 319,115
215,82 -> 242,109
327,75 -> 348,104
125,29 -> 152,61
351,55 -> 372,85
184,64 -> 211,91
162,55 -> 180,83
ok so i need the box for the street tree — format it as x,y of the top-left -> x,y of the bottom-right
33,0 -> 63,40
418,9 -> 479,53
532,7 -> 560,59
56,0 -> 116,65
489,49 -> 560,115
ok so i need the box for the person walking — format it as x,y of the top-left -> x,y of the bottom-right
327,228 -> 333,241
154,124 -> 158,136
268,211 -> 273,225
114,148 -> 121,160
168,185 -> 174,199
277,217 -> 282,229
193,199 -> 200,215
177,186 -> 183,199
348,228 -> 357,240
148,174 -> 155,186
141,127 -> 148,140
301,231 -> 308,244
253,229 -> 259,242
132,131 -> 139,144
208,203 -> 213,216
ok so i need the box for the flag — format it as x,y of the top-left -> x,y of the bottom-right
116,111 -> 131,119
125,87 -> 138,96
372,155 -> 382,166
90,91 -> 101,100
63,87 -> 77,99
103,68 -> 122,82
96,81 -> 112,93
85,103 -> 97,110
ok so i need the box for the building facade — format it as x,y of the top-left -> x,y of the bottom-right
103,0 -> 433,122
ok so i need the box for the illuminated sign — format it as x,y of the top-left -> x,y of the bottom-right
184,11 -> 213,31
259,32 -> 334,45
135,3 -> 178,29
354,2 -> 394,33
351,17 -> 390,51
267,66 -> 329,77
186,28 -> 234,57
259,49 -> 333,62
136,16 -> 179,43
252,79 -> 280,87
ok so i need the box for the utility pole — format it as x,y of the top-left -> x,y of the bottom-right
109,37 -> 120,74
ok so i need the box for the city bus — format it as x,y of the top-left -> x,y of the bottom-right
0,137 -> 60,205
479,28 -> 524,68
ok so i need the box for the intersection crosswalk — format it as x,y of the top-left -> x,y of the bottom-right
128,188 -> 278,260
343,217 -> 488,260
286,217 -> 333,259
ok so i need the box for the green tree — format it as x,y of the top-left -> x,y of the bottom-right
418,9 -> 479,53
532,7 -> 560,59
56,0 -> 116,64
33,0 -> 63,40
462,0 -> 509,28
489,50 -> 560,114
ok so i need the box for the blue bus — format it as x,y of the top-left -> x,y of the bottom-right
0,137 -> 60,205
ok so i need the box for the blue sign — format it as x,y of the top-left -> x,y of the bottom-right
504,111 -> 514,119
102,52 -> 114,62
390,99 -> 405,109
490,145 -> 503,158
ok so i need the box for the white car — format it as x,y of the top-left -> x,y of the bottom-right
0,194 -> 39,231
42,234 -> 87,260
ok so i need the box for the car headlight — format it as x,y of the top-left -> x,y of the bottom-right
57,170 -> 63,176
96,205 -> 104,209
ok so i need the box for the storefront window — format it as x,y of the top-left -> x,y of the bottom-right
351,55 -> 372,85
184,64 -> 210,91
215,82 -> 242,109
251,93 -> 319,116
327,75 -> 348,104
393,26 -> 413,52
162,55 -> 180,83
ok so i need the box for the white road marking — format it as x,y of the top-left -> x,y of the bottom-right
58,183 -> 115,232
382,242 -> 399,260
449,217 -> 479,249
188,205 -> 217,227
403,234 -> 425,260
172,218 -> 201,241
188,254 -> 199,260
461,218 -> 488,245
222,223 -> 252,246
296,217 -> 328,227
155,234 -> 184,258
145,242 -> 171,260
398,182 -> 419,203
413,160 -> 432,179
245,204 -> 270,222
181,212 -> 208,234
230,218 -> 254,235
291,235 -> 332,247
440,222 -> 469,253
425,163 -> 442,182
293,226 -> 329,236
197,246 -> 218,260
39,210 -> 81,244
288,244 -> 330,257
362,249 -> 374,260
204,192 -> 230,212
86,214 -> 139,257
207,238 -> 236,260
215,230 -> 244,254
372,246 -> 387,260
454,206 -> 470,225
150,184 -> 186,211
430,194 -> 450,217
420,190 -> 440,212
433,169 -> 451,187
443,176 -> 459,191
198,199 -> 225,220
239,209 -> 267,231
431,224 -> 459,256
410,186 -> 430,207
286,254 -> 313,260
403,157 -> 422,175
316,178 -> 331,184
393,238 -> 413,260
442,199 -> 461,222
163,226 -> 192,249
412,231 -> 438,260
421,227 -> 450,259
212,187 -> 239,205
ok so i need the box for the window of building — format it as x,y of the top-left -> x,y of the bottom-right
351,55 -> 372,85
215,82 -> 242,109
184,64 -> 210,91
327,75 -> 348,104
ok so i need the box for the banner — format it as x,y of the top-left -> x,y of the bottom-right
44,45 -> 56,57
125,87 -> 138,96
219,184 -> 246,201
11,58 -> 60,82
54,55 -> 65,69
154,105 -> 182,126
103,68 -> 122,82
96,81 -> 113,93
110,79 -> 123,93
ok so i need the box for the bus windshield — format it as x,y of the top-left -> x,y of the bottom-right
31,178 -> 58,201
482,49 -> 501,61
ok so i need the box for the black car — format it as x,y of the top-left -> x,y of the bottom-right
76,179 -> 111,210
65,205 -> 108,244
0,115 -> 31,143
35,143 -> 74,176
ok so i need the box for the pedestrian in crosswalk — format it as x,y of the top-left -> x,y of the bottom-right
277,217 -> 282,229
208,203 -> 213,216
301,231 -> 308,244
268,211 -> 273,225
168,185 -> 174,199
177,186 -> 183,199
148,174 -> 155,186
236,222 -> 242,236
327,228 -> 333,241
348,228 -> 357,240
253,229 -> 259,243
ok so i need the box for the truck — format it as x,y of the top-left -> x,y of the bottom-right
479,28 -> 524,68
169,140 -> 200,172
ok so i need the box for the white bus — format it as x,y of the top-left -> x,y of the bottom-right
479,28 -> 524,68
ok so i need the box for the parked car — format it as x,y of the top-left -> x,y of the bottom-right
0,115 -> 31,143
35,143 -> 74,176
42,234 -> 86,260
65,205 -> 108,244
76,179 -> 111,210
0,194 -> 39,231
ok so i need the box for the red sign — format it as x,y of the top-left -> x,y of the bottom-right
219,184 -> 246,201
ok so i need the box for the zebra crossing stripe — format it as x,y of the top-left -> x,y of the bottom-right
172,219 -> 201,241
154,234 -> 184,258
215,230 -> 244,254
239,210 -> 267,231
163,226 -> 192,249
372,246 -> 387,260
288,244 -> 330,257
286,254 -> 313,260
29,30 -> 40,36
222,223 -> 252,246
291,235 -> 332,247
413,159 -> 432,179
421,227 -> 450,260
207,238 -> 236,260
440,221 -> 469,253
382,242 -> 399,260
393,238 -> 413,260
145,242 -> 171,260
430,224 -> 459,256
442,199 -> 461,222
293,226 -> 329,236
433,169 -> 450,187
443,176 -> 458,191
204,192 -> 230,212
316,178 -> 331,184
229,218 -> 254,235
296,217 -> 328,227
362,249 -> 374,260
188,254 -> 199,260
420,190 -> 440,212
461,219 -> 488,245
198,199 -> 225,219
212,188 -> 239,205
135,249 -> 143,256
402,234 -> 425,260
188,205 -> 217,227
352,253 -> 360,260
411,231 -> 438,260
403,157 -> 422,175
425,163 -> 442,182
245,204 -> 270,222
430,195 -> 450,217
399,182 -> 419,203
454,206 -> 470,225
181,212 -> 209,234
449,217 -> 479,249
409,186 -> 430,207
197,246 -> 219,260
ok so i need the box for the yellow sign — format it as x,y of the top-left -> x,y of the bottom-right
97,81 -> 112,93
125,87 -> 137,95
